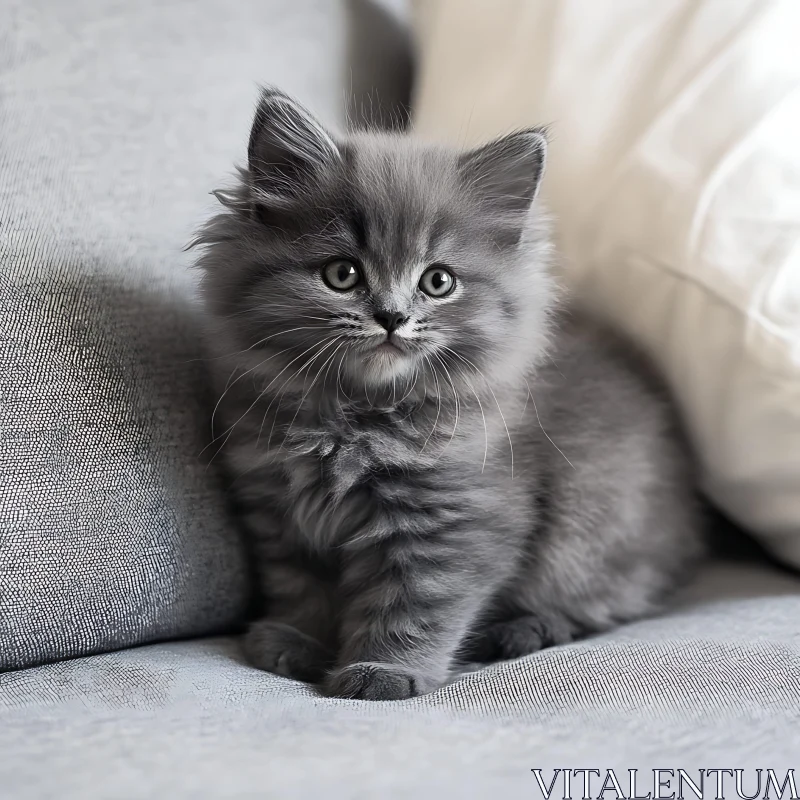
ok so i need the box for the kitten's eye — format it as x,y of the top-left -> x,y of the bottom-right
323,259 -> 361,291
419,266 -> 455,298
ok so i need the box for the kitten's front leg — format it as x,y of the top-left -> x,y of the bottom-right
240,507 -> 337,683
243,559 -> 336,684
460,611 -> 574,662
323,533 -> 497,701
245,615 -> 332,684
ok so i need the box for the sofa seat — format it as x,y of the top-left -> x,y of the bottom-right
3,561 -> 799,799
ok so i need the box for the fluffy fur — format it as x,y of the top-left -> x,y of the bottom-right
193,87 -> 705,700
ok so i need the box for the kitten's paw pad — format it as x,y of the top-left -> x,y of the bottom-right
243,620 -> 332,683
467,614 -> 573,662
325,662 -> 431,701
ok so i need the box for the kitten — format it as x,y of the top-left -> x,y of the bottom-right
194,87 -> 705,701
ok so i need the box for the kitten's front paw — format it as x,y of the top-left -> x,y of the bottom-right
324,662 -> 437,701
464,614 -> 573,662
243,619 -> 332,683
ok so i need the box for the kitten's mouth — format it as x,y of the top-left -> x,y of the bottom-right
376,340 -> 404,354
368,336 -> 407,356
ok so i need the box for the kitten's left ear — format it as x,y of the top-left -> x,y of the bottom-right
458,128 -> 548,214
247,87 -> 341,206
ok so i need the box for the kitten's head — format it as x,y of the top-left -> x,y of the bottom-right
197,88 -> 555,403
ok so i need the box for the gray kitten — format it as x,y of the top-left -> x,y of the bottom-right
194,87 -> 705,701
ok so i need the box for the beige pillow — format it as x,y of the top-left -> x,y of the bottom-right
413,0 -> 800,566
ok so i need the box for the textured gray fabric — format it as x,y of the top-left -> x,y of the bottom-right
0,0 -> 408,669
2,561 -> 799,798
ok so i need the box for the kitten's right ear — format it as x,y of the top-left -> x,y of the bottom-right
458,128 -> 548,214
247,87 -> 340,213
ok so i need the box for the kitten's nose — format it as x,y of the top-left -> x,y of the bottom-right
373,310 -> 408,333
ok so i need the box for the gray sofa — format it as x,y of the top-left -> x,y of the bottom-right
2,2 -> 799,797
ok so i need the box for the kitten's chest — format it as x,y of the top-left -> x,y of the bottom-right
279,420 -> 389,551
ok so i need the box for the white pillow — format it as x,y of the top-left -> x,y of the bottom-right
413,0 -> 800,566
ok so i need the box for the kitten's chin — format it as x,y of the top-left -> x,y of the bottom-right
350,343 -> 416,389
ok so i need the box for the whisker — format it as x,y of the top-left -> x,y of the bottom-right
431,352 -> 460,460
522,376 -> 574,469
280,336 -> 345,450
224,307 -> 333,322
208,336 -> 338,463
259,336 -> 341,449
208,342 -> 296,447
322,340 -> 348,395
440,346 -> 489,473
184,325 -> 331,364
419,354 -> 442,453
395,365 -> 419,407
487,382 -> 514,479
336,352 -> 357,433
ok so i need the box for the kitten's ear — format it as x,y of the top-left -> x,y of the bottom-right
247,87 -> 340,210
458,128 -> 548,214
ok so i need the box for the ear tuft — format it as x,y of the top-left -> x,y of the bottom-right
458,128 -> 548,214
247,86 -> 340,205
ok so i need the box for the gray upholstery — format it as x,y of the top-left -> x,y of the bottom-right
2,562 -> 800,798
0,0 -> 408,670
